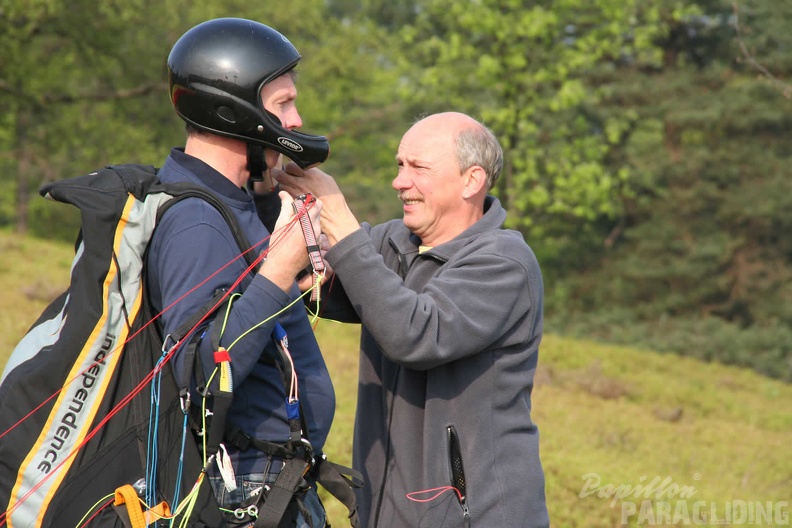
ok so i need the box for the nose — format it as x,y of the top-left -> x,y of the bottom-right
282,106 -> 303,130
392,169 -> 411,191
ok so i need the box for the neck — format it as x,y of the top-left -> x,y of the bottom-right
184,133 -> 249,187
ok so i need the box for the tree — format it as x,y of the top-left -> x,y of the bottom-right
548,0 -> 792,380
393,0 -> 695,244
0,0 -> 185,237
0,0 -> 409,235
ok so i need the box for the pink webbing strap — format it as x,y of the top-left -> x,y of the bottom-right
292,194 -> 325,301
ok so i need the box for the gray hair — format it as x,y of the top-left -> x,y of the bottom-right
455,122 -> 503,190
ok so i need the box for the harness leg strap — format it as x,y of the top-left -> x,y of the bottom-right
314,455 -> 363,528
254,458 -> 310,528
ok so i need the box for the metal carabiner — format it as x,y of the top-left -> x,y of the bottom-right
161,333 -> 177,354
300,437 -> 316,473
179,389 -> 191,414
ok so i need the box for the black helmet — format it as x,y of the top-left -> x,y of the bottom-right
167,17 -> 329,169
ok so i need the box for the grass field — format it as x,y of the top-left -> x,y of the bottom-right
1,230 -> 790,527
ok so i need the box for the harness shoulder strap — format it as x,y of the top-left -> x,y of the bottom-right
140,173 -> 261,460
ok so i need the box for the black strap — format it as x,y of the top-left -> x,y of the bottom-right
225,426 -> 294,459
254,458 -> 311,528
156,184 -> 261,273
313,454 -> 363,528
176,289 -> 230,386
176,291 -> 231,347
199,301 -> 235,454
226,425 -> 363,528
224,425 -> 315,527
247,144 -> 266,183
171,290 -> 241,459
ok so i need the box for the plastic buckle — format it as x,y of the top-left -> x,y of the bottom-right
227,427 -> 252,452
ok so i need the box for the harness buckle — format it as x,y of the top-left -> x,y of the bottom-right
161,333 -> 178,354
179,389 -> 190,414
300,438 -> 315,473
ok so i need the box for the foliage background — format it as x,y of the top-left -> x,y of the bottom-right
3,0 -> 790,381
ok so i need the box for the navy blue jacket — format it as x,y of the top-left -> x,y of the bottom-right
147,149 -> 334,475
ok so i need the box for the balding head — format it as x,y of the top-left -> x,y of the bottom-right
411,111 -> 480,133
393,112 -> 502,246
409,112 -> 503,190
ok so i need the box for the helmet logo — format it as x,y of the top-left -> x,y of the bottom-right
277,137 -> 304,152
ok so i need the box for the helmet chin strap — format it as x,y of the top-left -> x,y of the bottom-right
247,144 -> 266,182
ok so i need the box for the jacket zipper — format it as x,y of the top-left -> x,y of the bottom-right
447,425 -> 471,526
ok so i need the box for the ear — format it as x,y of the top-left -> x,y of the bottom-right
462,165 -> 487,199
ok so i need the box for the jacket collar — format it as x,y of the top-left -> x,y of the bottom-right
166,147 -> 252,204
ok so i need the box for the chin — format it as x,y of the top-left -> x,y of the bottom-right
401,218 -> 418,233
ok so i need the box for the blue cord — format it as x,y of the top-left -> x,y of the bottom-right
170,411 -> 188,516
146,355 -> 165,511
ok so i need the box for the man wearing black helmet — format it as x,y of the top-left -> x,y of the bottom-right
148,18 -> 338,527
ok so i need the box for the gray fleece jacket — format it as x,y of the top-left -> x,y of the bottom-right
321,196 -> 549,528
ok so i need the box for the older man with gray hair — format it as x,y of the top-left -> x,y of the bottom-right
278,111 -> 549,528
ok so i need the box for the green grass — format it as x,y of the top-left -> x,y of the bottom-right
2,230 -> 791,527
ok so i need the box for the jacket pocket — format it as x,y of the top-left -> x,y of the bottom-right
447,425 -> 471,527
